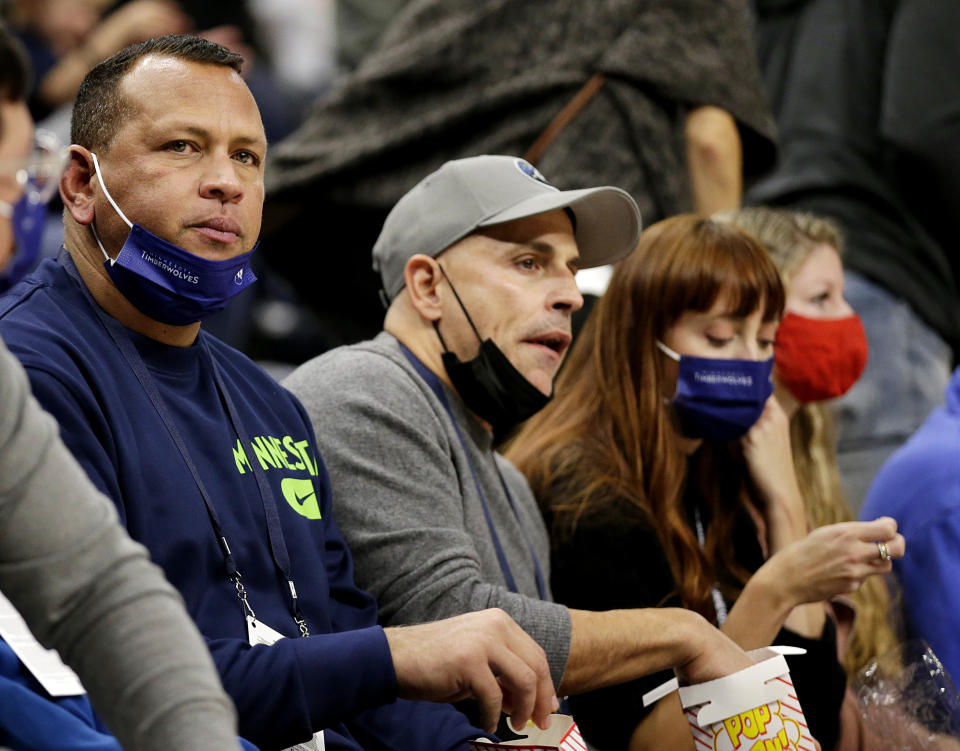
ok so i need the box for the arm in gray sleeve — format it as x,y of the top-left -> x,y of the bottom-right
0,334 -> 244,751
285,347 -> 572,688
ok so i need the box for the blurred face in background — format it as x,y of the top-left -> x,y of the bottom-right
18,0 -> 101,54
0,99 -> 34,268
784,243 -> 853,319
771,241 -> 866,407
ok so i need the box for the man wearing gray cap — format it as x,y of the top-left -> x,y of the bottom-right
284,155 -> 753,710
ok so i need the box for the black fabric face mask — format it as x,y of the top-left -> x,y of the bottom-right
436,267 -> 551,441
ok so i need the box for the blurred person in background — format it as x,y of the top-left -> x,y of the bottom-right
747,0 -> 960,510
717,206 -> 900,750
246,0 -> 337,100
861,367 -> 960,686
262,0 -> 777,350
5,0 -> 309,146
334,0 -> 409,72
6,0 -> 189,121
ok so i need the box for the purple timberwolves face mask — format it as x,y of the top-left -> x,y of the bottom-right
657,340 -> 773,442
90,152 -> 257,325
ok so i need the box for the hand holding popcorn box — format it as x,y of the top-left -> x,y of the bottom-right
643,646 -> 815,751
468,715 -> 586,751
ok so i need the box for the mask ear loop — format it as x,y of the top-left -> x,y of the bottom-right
432,320 -> 452,354
656,340 -> 682,362
437,264 -> 484,343
434,263 -> 485,354
656,340 -> 682,404
89,152 -> 134,264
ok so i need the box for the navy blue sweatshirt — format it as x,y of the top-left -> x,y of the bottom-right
0,255 -> 485,751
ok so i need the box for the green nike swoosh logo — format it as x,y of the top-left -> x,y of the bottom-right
280,478 -> 322,520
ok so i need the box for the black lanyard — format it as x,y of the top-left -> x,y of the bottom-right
400,344 -> 547,599
62,252 -> 309,637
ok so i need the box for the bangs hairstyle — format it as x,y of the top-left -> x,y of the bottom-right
507,214 -> 785,622
640,214 -> 785,335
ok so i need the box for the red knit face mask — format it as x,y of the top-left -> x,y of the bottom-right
774,312 -> 868,403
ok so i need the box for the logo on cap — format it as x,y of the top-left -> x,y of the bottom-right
515,159 -> 552,187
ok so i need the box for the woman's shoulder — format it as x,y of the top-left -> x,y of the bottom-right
540,470 -> 656,543
546,485 -> 678,610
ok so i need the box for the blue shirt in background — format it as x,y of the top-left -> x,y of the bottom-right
861,367 -> 960,683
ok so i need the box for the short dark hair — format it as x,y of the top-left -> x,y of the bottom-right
70,34 -> 243,152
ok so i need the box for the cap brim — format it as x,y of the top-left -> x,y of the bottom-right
477,186 -> 641,269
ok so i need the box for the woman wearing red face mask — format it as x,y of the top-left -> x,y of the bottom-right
719,209 -> 868,407
505,214 -> 903,751
716,208 -> 899,749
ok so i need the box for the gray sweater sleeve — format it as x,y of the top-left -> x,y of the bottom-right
0,335 -> 242,751
285,344 -> 572,688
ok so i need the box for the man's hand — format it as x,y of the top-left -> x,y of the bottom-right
384,609 -> 557,734
676,617 -> 823,751
675,616 -> 755,686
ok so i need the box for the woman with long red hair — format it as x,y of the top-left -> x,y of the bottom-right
505,214 -> 903,751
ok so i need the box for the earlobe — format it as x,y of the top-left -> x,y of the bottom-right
59,147 -> 97,226
405,254 -> 443,322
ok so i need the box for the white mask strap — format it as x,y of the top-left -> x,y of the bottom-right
0,201 -> 12,219
90,223 -> 112,263
90,153 -> 133,229
656,340 -> 681,362
90,152 -> 133,264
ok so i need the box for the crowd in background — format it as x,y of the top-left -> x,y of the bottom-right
0,1 -> 958,750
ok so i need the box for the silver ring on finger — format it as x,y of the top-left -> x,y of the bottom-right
876,540 -> 891,562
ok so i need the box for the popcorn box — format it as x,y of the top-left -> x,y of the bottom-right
468,714 -> 586,751
643,646 -> 815,751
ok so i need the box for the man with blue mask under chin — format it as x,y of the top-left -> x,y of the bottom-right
0,35 -> 568,751
284,156 -> 758,732
0,23 -> 253,751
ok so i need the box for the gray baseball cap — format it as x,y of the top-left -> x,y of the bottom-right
372,155 -> 642,302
